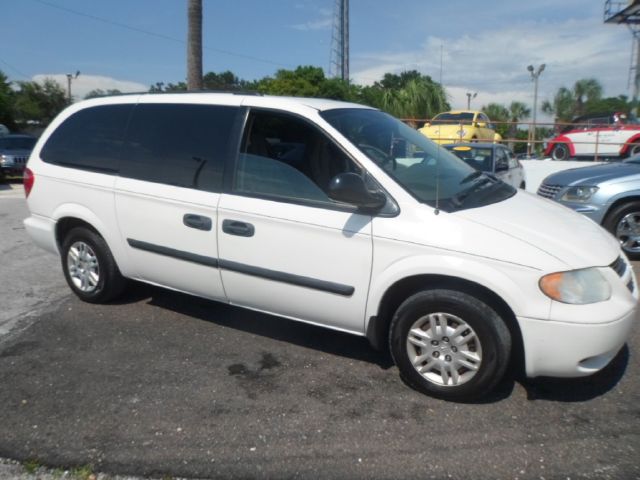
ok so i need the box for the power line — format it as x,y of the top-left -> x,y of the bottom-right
31,0 -> 293,69
0,57 -> 31,81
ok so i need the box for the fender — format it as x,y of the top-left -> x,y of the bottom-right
51,202 -> 131,277
364,253 -> 551,333
618,132 -> 640,156
544,135 -> 575,157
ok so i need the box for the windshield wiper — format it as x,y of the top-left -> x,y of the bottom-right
452,175 -> 497,206
459,170 -> 483,184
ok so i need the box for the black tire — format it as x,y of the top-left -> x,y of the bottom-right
603,201 -> 640,260
60,226 -> 127,303
389,289 -> 511,401
551,143 -> 570,161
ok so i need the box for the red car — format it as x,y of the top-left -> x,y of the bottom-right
544,112 -> 640,160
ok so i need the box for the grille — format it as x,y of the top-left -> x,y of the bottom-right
537,183 -> 562,199
14,156 -> 27,165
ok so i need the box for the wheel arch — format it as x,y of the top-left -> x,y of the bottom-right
366,273 -> 525,375
619,133 -> 640,157
51,203 -> 128,275
602,194 -> 640,225
544,135 -> 575,157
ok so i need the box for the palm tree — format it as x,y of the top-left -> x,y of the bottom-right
187,0 -> 203,91
542,78 -> 603,122
507,101 -> 530,149
573,78 -> 602,116
380,77 -> 449,122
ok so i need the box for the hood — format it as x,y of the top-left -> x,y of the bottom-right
544,161 -> 640,186
455,190 -> 620,269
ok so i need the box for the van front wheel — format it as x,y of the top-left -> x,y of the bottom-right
389,289 -> 511,401
61,227 -> 126,303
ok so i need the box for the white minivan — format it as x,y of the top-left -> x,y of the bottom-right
23,93 -> 637,401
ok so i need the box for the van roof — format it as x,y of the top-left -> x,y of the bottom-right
76,91 -> 373,113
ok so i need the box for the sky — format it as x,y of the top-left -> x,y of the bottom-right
0,0 -> 634,122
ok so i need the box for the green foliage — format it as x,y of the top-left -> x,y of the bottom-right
84,88 -> 122,99
13,78 -> 67,126
360,70 -> 449,121
542,78 -> 611,122
0,70 -> 15,129
149,81 -> 187,92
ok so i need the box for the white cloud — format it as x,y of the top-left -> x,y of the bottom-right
32,73 -> 147,101
291,18 -> 332,31
351,17 -> 632,122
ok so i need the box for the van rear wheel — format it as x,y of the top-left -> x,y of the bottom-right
61,227 -> 126,303
389,289 -> 511,401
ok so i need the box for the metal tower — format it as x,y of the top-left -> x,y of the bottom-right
604,0 -> 640,109
329,0 -> 349,81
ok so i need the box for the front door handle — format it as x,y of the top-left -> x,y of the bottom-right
183,214 -> 212,231
222,219 -> 255,237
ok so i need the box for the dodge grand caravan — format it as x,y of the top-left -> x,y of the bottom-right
23,93 -> 637,401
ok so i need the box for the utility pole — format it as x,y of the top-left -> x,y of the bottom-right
187,0 -> 203,91
527,64 -> 545,156
66,71 -> 80,104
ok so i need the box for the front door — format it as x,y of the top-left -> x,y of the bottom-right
217,109 -> 373,333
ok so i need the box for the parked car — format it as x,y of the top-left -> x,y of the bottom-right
544,112 -> 640,161
23,94 -> 637,401
0,134 -> 36,179
538,156 -> 640,259
418,110 -> 502,145
444,143 -> 526,189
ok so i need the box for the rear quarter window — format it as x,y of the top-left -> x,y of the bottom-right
40,104 -> 133,173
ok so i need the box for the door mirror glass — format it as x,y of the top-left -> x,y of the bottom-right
495,158 -> 509,172
328,172 -> 386,210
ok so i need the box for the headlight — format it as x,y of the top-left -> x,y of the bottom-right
539,268 -> 611,304
560,186 -> 598,202
456,129 -> 467,137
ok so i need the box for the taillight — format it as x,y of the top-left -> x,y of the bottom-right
24,167 -> 34,198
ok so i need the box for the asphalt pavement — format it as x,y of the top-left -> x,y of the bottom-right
0,187 -> 638,480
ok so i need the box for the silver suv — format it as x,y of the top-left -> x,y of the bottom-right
0,134 -> 36,178
538,157 -> 640,259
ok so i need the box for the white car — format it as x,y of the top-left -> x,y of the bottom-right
545,112 -> 640,160
23,94 -> 637,401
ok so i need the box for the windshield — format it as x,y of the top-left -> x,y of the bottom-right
0,137 -> 36,150
445,146 -> 494,172
429,112 -> 475,126
321,108 -> 515,212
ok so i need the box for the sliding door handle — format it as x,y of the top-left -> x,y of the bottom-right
183,214 -> 212,231
222,219 -> 255,237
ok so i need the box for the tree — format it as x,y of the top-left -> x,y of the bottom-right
149,81 -> 187,92
360,70 -> 449,121
0,70 -> 15,130
542,78 -> 604,122
507,101 -> 530,147
187,0 -> 203,90
481,103 -> 509,137
84,89 -> 122,99
13,78 -> 67,126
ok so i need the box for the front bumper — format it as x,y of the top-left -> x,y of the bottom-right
518,307 -> 636,378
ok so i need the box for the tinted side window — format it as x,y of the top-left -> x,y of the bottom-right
121,103 -> 237,192
234,110 -> 361,204
40,105 -> 132,172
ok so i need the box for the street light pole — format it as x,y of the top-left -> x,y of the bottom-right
66,71 -> 80,104
527,64 -> 545,156
466,92 -> 477,109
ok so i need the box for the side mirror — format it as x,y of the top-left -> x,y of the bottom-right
328,173 -> 386,210
495,160 -> 508,172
